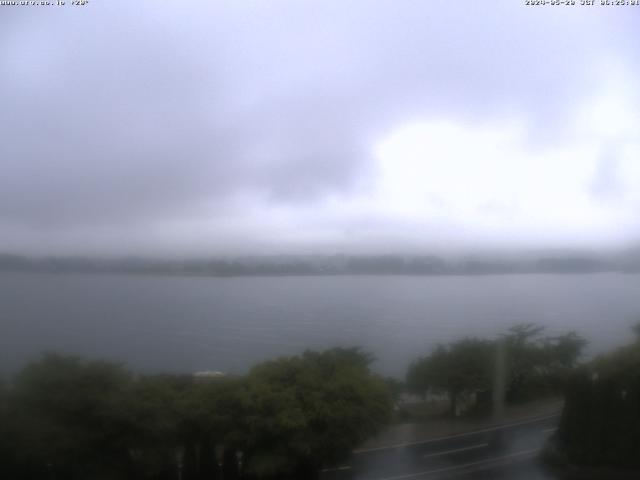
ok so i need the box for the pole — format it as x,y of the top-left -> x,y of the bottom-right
493,338 -> 506,423
491,338 -> 507,449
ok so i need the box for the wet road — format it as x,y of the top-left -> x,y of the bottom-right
320,414 -> 560,480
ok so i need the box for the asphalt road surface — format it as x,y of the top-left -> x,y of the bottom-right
320,414 -> 561,480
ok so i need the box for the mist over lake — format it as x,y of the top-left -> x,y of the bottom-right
2,272 -> 638,379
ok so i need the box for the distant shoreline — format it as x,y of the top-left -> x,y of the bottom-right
1,268 -> 638,279
1,252 -> 639,278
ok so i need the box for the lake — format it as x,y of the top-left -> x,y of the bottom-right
1,272 -> 639,378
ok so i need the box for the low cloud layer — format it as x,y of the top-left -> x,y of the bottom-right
1,1 -> 639,256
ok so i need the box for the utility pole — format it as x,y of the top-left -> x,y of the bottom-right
492,338 -> 507,423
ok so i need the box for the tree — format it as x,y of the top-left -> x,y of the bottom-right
237,347 -> 392,477
0,378 -> 12,474
555,325 -> 640,469
407,325 -> 586,413
406,355 -> 433,399
503,324 -> 586,401
407,339 -> 493,416
1,348 -> 393,479
6,353 -> 133,479
384,377 -> 405,405
181,376 -> 246,479
632,321 -> 640,341
503,324 -> 547,401
122,374 -> 197,479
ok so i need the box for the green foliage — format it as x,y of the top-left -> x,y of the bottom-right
239,348 -> 391,477
590,328 -> 640,382
503,324 -> 586,402
5,354 -> 133,479
632,321 -> 640,341
407,324 -> 587,414
1,348 -> 392,479
557,326 -> 640,469
384,377 -> 405,403
406,357 -> 430,397
407,338 -> 494,415
0,378 -> 11,470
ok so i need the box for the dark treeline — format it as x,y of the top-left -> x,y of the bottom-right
405,324 -> 586,417
548,325 -> 640,472
0,348 -> 391,480
1,252 -> 638,276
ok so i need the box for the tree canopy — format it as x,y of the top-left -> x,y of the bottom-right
407,338 -> 493,415
238,348 -> 390,476
406,324 -> 586,414
555,325 -> 640,469
0,348 -> 391,480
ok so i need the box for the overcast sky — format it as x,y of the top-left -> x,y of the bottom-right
1,0 -> 639,256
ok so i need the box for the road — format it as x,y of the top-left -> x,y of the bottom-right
320,414 -> 561,480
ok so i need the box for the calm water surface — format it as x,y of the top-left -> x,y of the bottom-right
1,272 -> 639,377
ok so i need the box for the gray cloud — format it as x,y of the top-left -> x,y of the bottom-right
590,147 -> 623,201
1,0 -> 639,254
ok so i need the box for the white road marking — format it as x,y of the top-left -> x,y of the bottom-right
422,443 -> 488,459
321,465 -> 351,472
354,412 -> 560,454
369,448 -> 541,480
542,427 -> 557,434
